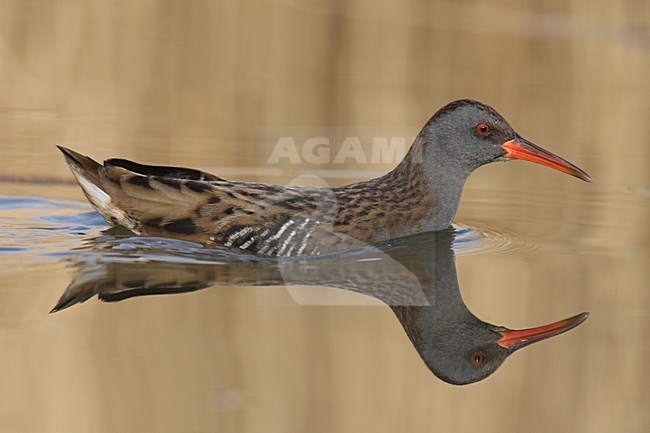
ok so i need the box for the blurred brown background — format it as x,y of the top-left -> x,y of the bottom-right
1,0 -> 647,182
0,1 -> 648,432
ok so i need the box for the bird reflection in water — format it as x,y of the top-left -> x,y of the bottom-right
53,229 -> 588,385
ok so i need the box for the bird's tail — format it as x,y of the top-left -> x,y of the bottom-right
57,145 -> 125,226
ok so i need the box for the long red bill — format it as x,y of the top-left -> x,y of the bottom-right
501,134 -> 592,182
497,312 -> 589,351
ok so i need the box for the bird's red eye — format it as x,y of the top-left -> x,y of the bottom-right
476,123 -> 490,136
470,352 -> 485,366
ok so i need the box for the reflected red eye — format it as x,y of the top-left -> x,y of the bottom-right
470,352 -> 485,366
476,123 -> 490,136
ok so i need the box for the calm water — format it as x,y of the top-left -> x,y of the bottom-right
0,1 -> 648,432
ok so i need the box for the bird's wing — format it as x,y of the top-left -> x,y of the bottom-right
59,147 -> 354,256
105,158 -> 226,181
99,163 -> 347,256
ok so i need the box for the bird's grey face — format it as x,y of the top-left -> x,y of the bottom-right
422,324 -> 510,385
423,100 -> 516,172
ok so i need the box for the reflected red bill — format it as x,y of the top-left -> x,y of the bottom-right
497,312 -> 589,351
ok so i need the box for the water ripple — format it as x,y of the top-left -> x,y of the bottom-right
452,223 -> 543,257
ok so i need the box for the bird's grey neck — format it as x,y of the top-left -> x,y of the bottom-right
387,136 -> 469,232
390,248 -> 473,348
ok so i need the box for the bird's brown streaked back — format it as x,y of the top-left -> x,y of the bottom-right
58,100 -> 591,257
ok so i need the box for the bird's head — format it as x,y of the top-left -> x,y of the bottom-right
419,312 -> 589,385
420,99 -> 591,182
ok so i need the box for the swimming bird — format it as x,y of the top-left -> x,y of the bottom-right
51,229 -> 589,385
58,99 -> 591,257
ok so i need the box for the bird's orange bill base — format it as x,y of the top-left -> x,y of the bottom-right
501,135 -> 592,182
497,312 -> 589,351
